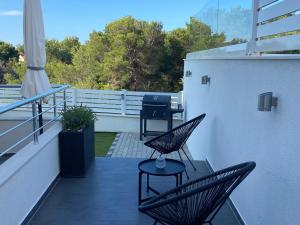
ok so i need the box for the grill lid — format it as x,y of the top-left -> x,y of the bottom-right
142,95 -> 171,106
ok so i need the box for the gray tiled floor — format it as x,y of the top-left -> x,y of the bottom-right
27,158 -> 241,225
111,132 -> 192,160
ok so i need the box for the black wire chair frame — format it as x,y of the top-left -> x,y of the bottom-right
139,161 -> 256,225
144,114 -> 206,179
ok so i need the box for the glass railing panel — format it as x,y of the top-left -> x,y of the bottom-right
194,0 -> 253,45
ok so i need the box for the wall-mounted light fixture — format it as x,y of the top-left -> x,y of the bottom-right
201,75 -> 210,85
258,92 -> 278,112
185,70 -> 192,77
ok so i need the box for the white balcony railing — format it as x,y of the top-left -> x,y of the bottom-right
0,85 -> 69,157
0,86 -> 183,119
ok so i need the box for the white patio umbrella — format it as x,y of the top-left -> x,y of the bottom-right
20,0 -> 51,98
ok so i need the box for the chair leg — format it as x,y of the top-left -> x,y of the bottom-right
204,198 -> 227,225
149,150 -> 156,159
181,148 -> 197,171
177,150 -> 189,179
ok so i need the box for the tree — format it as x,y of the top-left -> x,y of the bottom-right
2,16 -> 233,91
161,18 -> 225,91
46,37 -> 80,64
0,41 -> 19,83
187,17 -> 225,52
60,37 -> 81,64
71,32 -> 106,89
162,28 -> 188,91
0,41 -> 18,62
3,61 -> 26,84
46,39 -> 62,62
99,16 -> 166,91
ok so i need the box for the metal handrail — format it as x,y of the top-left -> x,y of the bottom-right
0,97 -> 71,157
0,84 -> 63,88
0,96 -> 71,139
0,85 -> 69,115
0,84 -> 70,158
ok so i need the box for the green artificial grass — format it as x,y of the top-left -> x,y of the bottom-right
95,132 -> 116,157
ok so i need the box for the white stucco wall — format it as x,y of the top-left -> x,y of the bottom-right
95,115 -> 182,133
184,57 -> 300,225
0,123 -> 61,225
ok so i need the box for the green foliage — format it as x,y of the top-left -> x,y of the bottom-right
61,105 -> 96,131
46,37 -> 80,64
3,61 -> 26,84
0,41 -> 18,62
1,16 -> 235,92
186,17 -> 225,52
100,17 -> 166,91
0,42 -> 19,83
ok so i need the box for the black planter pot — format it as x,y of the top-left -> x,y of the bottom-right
59,123 -> 95,177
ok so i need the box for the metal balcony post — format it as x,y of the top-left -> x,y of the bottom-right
53,93 -> 57,118
38,99 -> 44,134
32,102 -> 38,144
247,0 -> 259,55
63,89 -> 67,111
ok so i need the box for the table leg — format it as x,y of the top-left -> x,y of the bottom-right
138,172 -> 142,205
179,172 -> 183,185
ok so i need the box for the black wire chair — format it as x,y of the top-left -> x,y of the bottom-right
139,161 -> 256,225
144,114 -> 206,179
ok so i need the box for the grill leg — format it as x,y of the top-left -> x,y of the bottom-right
177,150 -> 189,180
168,117 -> 172,131
140,112 -> 143,141
181,147 -> 197,171
144,119 -> 147,135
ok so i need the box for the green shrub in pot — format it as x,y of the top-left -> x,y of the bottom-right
61,105 -> 96,131
59,105 -> 96,177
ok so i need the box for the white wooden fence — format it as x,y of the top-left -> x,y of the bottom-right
72,89 -> 183,118
248,0 -> 300,54
0,87 -> 183,119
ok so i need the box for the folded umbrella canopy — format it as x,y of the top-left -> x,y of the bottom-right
21,0 -> 51,98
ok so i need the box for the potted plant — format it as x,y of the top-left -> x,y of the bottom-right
59,105 -> 96,177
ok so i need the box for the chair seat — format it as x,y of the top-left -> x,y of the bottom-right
139,161 -> 256,225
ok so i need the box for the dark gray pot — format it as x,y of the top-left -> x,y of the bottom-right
59,123 -> 95,177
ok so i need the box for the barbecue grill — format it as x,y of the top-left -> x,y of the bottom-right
140,95 -> 183,140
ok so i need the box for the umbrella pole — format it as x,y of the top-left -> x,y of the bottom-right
38,101 -> 43,134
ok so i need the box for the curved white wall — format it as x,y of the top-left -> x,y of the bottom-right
184,57 -> 300,225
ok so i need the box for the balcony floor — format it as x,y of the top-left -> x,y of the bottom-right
110,132 -> 193,160
27,158 -> 241,225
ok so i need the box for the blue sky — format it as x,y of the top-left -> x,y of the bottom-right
0,0 -> 211,46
